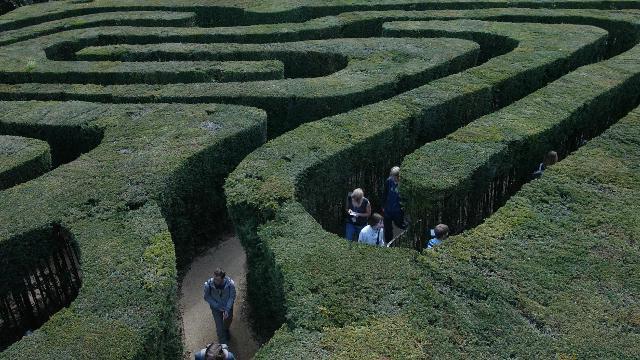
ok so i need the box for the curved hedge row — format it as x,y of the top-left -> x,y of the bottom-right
254,102 -> 640,359
0,101 -> 266,357
0,33 -> 480,136
2,0 -> 640,30
0,11 -> 197,46
0,134 -> 50,190
223,9 -> 640,359
1,1 -> 639,359
400,18 -> 640,240
224,18 -> 611,339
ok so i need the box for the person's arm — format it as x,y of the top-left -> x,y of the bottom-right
383,179 -> 389,204
362,202 -> 372,218
203,280 -> 215,307
346,194 -> 352,214
358,229 -> 366,243
224,280 -> 236,314
379,229 -> 385,247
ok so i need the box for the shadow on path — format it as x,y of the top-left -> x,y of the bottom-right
180,232 -> 259,360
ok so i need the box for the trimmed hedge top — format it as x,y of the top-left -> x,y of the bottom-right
0,33 -> 480,136
0,134 -> 50,190
1,1 -> 640,359
223,10 -> 640,360
0,101 -> 266,359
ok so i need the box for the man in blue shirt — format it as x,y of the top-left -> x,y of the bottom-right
203,268 -> 236,344
383,166 -> 407,244
425,224 -> 450,249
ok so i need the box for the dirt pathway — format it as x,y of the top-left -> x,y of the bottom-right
180,232 -> 259,360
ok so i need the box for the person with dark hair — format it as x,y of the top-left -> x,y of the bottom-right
383,166 -> 407,243
532,150 -> 558,179
345,188 -> 371,241
358,213 -> 385,247
425,224 -> 450,249
203,268 -> 236,344
194,343 -> 236,360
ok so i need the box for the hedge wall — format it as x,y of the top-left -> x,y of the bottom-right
0,134 -> 50,190
1,1 -> 640,359
401,24 -> 640,241
0,32 -> 480,136
0,101 -> 266,358
225,17 -> 614,340
241,66 -> 640,360
223,8 -> 640,359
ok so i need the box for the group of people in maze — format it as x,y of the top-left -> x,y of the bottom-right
345,165 -> 450,250
347,148 -> 559,250
193,152 -> 560,359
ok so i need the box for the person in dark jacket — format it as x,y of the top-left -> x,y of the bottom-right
203,268 -> 236,344
383,166 -> 407,244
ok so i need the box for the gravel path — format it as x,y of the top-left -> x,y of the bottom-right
179,232 -> 259,360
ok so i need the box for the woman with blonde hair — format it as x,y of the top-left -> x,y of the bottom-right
345,188 -> 371,241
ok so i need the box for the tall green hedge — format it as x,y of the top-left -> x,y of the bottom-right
1,1 -> 640,359
0,33 -> 480,136
225,18 -> 613,341
401,29 -> 640,241
0,101 -> 266,358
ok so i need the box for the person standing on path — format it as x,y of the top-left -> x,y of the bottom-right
383,166 -> 407,244
203,268 -> 236,344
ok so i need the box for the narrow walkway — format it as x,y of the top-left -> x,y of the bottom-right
180,232 -> 259,360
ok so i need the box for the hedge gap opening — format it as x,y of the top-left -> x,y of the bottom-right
0,224 -> 82,351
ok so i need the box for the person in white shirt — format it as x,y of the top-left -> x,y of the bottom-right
358,213 -> 385,247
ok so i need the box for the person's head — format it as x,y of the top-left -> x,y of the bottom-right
390,166 -> 400,182
195,343 -> 230,360
351,188 -> 364,203
434,224 -> 450,240
544,151 -> 558,167
369,213 -> 383,228
213,268 -> 226,286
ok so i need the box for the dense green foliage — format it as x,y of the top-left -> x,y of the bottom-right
401,21 -> 640,239
0,134 -> 50,190
0,101 -> 266,358
0,1 -> 639,359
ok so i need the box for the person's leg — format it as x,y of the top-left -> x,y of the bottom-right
212,308 -> 227,344
383,215 -> 393,243
345,222 -> 356,241
392,213 -> 407,230
223,307 -> 234,342
353,225 -> 364,241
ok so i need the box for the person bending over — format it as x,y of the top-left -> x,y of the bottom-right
345,188 -> 371,241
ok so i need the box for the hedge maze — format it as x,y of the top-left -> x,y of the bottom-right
0,1 -> 639,359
